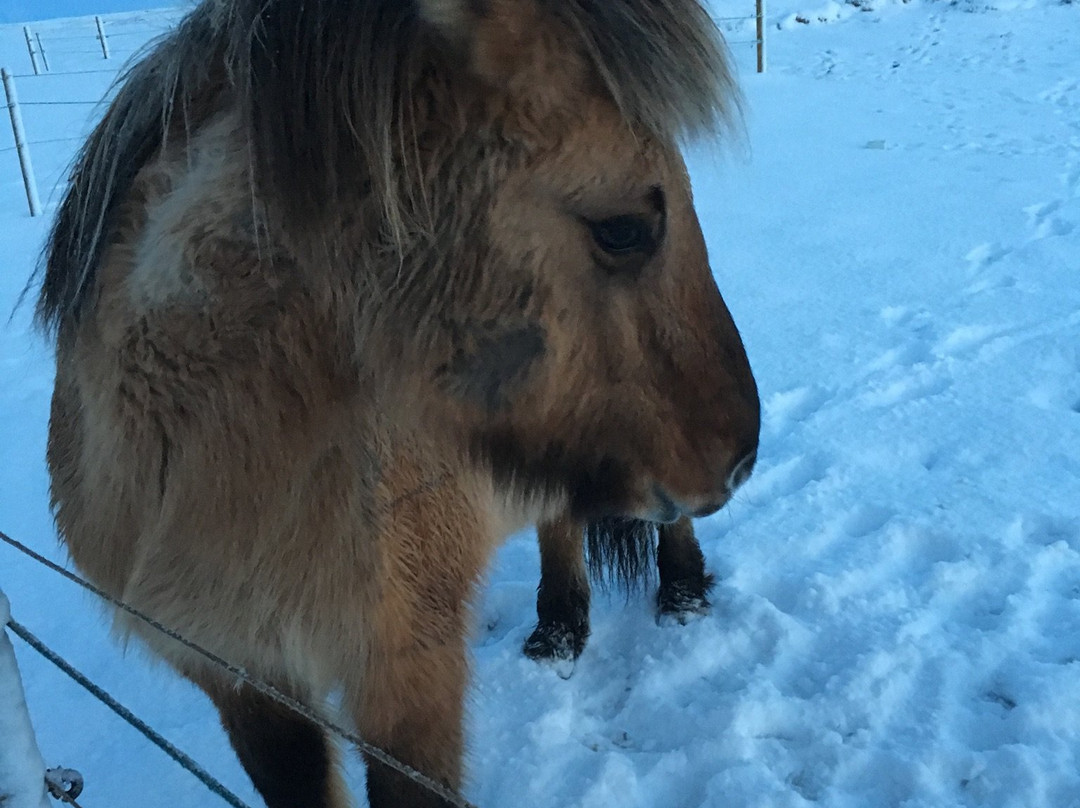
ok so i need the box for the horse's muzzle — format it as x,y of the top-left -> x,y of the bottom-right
650,444 -> 758,522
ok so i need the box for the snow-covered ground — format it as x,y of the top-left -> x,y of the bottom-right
2,1 -> 1079,806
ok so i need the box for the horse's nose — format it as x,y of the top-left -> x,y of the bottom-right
682,445 -> 758,519
725,446 -> 757,492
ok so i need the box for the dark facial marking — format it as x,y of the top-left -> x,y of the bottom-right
438,321 -> 546,411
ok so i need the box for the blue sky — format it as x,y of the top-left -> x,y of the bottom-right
0,1 -> 183,23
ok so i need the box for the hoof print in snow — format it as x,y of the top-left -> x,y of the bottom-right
985,690 -> 1017,710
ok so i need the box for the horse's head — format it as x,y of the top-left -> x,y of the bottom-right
394,0 -> 760,522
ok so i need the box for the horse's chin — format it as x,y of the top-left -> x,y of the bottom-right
566,480 -> 692,524
637,483 -> 731,523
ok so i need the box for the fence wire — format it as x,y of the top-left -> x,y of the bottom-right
5,615 -> 254,808
0,529 -> 477,808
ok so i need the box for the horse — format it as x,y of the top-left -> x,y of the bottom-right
37,1 -> 760,805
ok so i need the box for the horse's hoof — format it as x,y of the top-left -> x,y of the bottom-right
523,622 -> 587,678
656,582 -> 711,626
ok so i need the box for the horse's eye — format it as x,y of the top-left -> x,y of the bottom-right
589,216 -> 654,256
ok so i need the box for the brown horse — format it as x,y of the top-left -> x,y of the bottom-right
37,1 -> 759,806
526,515 -> 719,669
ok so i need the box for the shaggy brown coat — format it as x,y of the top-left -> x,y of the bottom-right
40,1 -> 759,805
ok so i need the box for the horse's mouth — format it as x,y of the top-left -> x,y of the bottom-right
647,485 -> 682,523
647,484 -> 729,523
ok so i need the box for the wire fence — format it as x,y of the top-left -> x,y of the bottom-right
5,612 -> 255,808
716,0 -> 769,73
18,13 -> 177,76
1,8 -> 174,217
1,523 -> 479,808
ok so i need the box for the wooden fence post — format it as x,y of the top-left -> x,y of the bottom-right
2,68 -> 43,218
22,28 -> 40,76
0,589 -> 53,808
95,16 -> 111,60
756,0 -> 767,73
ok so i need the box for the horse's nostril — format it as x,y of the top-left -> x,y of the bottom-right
726,448 -> 757,492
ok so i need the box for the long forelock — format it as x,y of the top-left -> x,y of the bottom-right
554,0 -> 741,142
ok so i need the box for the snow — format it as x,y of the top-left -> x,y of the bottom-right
1,1 -> 1079,806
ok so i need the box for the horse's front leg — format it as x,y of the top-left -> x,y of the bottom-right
523,515 -> 591,672
353,637 -> 466,808
192,671 -> 349,808
656,516 -> 715,622
349,546 -> 473,807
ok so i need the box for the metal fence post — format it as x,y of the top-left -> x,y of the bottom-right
0,589 -> 53,808
22,27 -> 40,76
2,68 -> 43,218
95,16 -> 111,60
34,34 -> 50,73
756,0 -> 767,73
